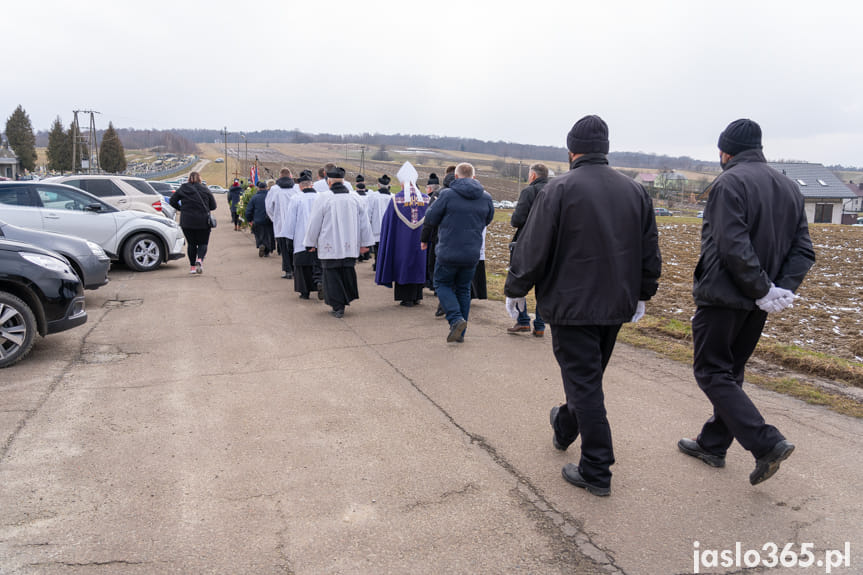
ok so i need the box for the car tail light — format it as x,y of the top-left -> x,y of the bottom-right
153,200 -> 162,212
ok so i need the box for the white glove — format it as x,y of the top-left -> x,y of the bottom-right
755,284 -> 796,313
505,297 -> 526,319
630,301 -> 646,323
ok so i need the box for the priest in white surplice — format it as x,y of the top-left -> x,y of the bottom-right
304,166 -> 374,318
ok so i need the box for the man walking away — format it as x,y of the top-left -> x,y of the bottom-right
505,115 -> 661,496
246,181 -> 274,257
375,162 -> 430,307
284,171 -> 322,299
227,179 -> 243,231
422,162 -> 494,343
678,118 -> 815,486
304,166 -> 374,318
506,163 -> 549,337
267,168 -> 299,278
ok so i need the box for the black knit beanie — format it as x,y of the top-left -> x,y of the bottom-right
427,173 -> 440,185
566,115 -> 609,155
718,119 -> 762,156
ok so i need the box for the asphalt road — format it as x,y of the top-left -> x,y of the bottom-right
1,205 -> 861,574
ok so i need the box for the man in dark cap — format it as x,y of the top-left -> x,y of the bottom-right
678,119 -> 815,486
305,166 -> 374,318
505,115 -> 662,496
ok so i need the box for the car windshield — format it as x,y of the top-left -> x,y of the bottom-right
123,179 -> 159,195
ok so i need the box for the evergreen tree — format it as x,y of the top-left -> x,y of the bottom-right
46,116 -> 72,172
4,105 -> 37,172
99,122 -> 127,173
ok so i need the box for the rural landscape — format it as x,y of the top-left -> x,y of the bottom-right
12,126 -> 863,416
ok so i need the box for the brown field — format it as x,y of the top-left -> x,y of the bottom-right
484,216 -> 863,371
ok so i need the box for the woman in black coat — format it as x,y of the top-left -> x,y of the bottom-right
169,171 -> 217,274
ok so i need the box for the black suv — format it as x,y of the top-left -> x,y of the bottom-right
0,239 -> 87,368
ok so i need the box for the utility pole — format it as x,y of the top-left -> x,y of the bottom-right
71,109 -> 101,174
237,133 -> 242,182
221,126 -> 228,186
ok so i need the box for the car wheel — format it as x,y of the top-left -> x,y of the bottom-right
123,233 -> 164,272
0,292 -> 37,368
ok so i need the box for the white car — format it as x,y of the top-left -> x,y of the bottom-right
0,181 -> 185,272
208,185 -> 227,194
44,174 -> 165,215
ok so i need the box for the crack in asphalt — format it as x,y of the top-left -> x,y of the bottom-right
342,327 -> 628,575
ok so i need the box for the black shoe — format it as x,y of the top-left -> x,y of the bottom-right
549,406 -> 573,451
678,438 -> 726,468
259,245 -> 266,257
561,464 -> 610,497
400,300 -> 415,307
750,440 -> 794,485
435,305 -> 445,317
330,309 -> 344,318
447,319 -> 467,343
299,293 -> 310,300
316,282 -> 324,300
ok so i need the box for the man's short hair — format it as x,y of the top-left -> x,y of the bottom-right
529,163 -> 548,180
317,167 -> 326,178
426,184 -> 441,194
280,168 -> 292,177
455,163 -> 475,179
445,165 -> 456,175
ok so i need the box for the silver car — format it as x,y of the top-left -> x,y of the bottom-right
0,182 -> 185,272
44,174 -> 165,215
0,219 -> 110,289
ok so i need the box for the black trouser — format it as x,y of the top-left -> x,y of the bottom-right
252,221 -> 275,252
692,306 -> 785,459
182,227 -> 211,266
551,323 -> 621,488
277,238 -> 293,273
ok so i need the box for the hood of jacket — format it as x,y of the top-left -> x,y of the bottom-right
276,176 -> 294,188
449,177 -> 484,200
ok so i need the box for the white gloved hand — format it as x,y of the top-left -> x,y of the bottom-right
505,297 -> 526,319
755,284 -> 797,313
630,301 -> 646,323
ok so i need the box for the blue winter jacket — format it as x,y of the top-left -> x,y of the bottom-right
245,189 -> 271,225
423,177 -> 494,266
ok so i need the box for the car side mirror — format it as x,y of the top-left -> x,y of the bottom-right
85,203 -> 103,212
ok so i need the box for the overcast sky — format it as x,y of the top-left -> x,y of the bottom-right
5,0 -> 863,166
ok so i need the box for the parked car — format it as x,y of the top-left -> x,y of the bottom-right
853,217 -> 863,227
214,158 -> 224,163
44,174 -> 164,215
148,181 -> 175,199
0,238 -> 87,368
0,219 -> 109,289
654,208 -> 673,216
0,181 -> 185,272
696,210 -> 704,218
208,185 -> 227,194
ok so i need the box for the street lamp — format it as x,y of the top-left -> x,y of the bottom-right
240,133 -> 248,181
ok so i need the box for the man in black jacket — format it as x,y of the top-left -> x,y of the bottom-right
506,163 -> 549,336
505,115 -> 661,496
678,119 -> 815,486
